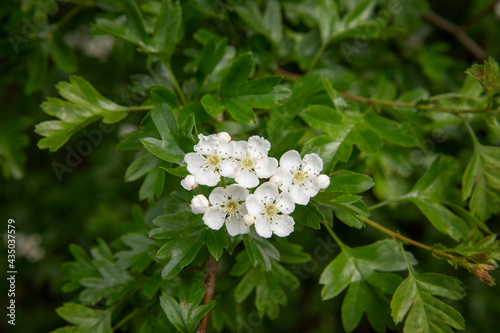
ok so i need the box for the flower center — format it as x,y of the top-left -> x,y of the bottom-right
225,199 -> 240,213
263,203 -> 279,218
293,170 -> 306,184
207,154 -> 221,168
241,157 -> 254,170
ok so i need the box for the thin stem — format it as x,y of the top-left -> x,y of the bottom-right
459,115 -> 481,148
321,220 -> 346,250
123,105 -> 154,112
165,62 -> 187,106
368,199 -> 398,211
307,44 -> 326,74
53,5 -> 85,31
197,255 -> 218,333
112,308 -> 140,331
273,67 -> 301,80
361,217 -> 456,261
396,238 -> 416,274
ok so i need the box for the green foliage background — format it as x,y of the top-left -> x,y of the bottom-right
1,0 -> 500,332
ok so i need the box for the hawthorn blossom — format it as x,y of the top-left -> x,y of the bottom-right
245,182 -> 295,238
181,175 -> 198,190
274,150 -> 328,205
184,133 -> 236,186
191,194 -> 209,214
202,184 -> 250,236
232,136 -> 278,188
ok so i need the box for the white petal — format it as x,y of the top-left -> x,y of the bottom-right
255,157 -> 278,178
181,175 -> 197,190
304,177 -> 320,197
248,136 -> 271,155
269,175 -> 283,188
191,194 -> 209,214
217,141 -> 233,159
245,194 -> 264,216
255,216 -> 272,238
318,174 -> 331,190
194,134 -> 218,154
195,168 -> 220,186
290,184 -> 311,205
184,153 -> 206,174
279,150 -> 302,171
303,153 -> 323,173
208,187 -> 229,206
226,214 -> 250,236
235,169 -> 259,188
231,141 -> 248,159
274,167 -> 294,189
254,182 -> 279,202
219,158 -> 237,178
271,215 -> 295,237
276,192 -> 295,214
202,206 -> 226,230
226,184 -> 249,202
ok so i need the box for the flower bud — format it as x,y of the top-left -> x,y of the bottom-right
269,175 -> 283,188
181,175 -> 198,191
243,214 -> 255,226
190,194 -> 209,214
217,132 -> 231,143
318,174 -> 330,190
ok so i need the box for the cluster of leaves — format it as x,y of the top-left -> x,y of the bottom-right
8,0 -> 500,332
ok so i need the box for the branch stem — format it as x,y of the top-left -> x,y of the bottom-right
197,255 -> 218,333
112,308 -> 140,331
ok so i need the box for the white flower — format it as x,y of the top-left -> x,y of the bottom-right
191,194 -> 209,214
275,150 -> 323,205
217,132 -> 231,143
245,182 -> 295,238
318,174 -> 331,190
184,134 -> 236,186
232,136 -> 278,188
202,184 -> 250,236
181,175 -> 198,190
243,214 -> 255,226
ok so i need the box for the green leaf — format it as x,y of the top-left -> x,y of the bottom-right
35,76 -> 128,152
201,52 -> 290,124
320,239 -> 414,332
243,231 -> 280,271
160,286 -> 215,333
125,153 -> 159,182
204,227 -> 229,260
465,56 -> 500,97
235,0 -> 283,46
462,143 -> 500,221
139,165 -> 165,201
314,191 -> 370,229
150,212 -> 205,239
273,238 -> 311,265
328,170 -> 374,194
123,0 -> 149,45
115,233 -> 154,273
156,233 -> 205,279
391,273 -> 465,333
0,117 -> 31,180
291,202 -> 325,229
152,0 -> 182,55
53,303 -> 112,333
49,32 -> 77,73
140,137 -> 184,163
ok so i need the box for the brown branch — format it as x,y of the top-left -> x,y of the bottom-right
461,2 -> 496,31
196,255 -> 218,333
423,10 -> 487,61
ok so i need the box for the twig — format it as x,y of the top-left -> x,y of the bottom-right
423,10 -> 487,61
196,255 -> 218,333
461,2 -> 496,31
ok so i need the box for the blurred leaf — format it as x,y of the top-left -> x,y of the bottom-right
53,303 -> 112,333
235,0 -> 283,46
49,32 -> 78,73
243,231 -> 280,271
0,117 -> 31,180
201,52 -> 290,124
115,233 -> 154,273
465,56 -> 500,97
152,0 -> 182,55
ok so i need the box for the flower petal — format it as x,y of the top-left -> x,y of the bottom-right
271,215 -> 295,237
303,153 -> 323,173
208,187 -> 229,206
255,216 -> 272,238
184,153 -> 206,174
245,194 -> 264,216
290,184 -> 311,205
276,193 -> 295,214
248,136 -> 271,156
195,168 -> 220,186
279,150 -> 302,171
235,169 -> 259,188
255,157 -> 278,178
226,214 -> 250,236
231,141 -> 247,159
226,184 -> 249,202
202,206 -> 226,230
254,182 -> 279,202
217,141 -> 233,159
220,158 -> 237,178
194,134 -> 218,154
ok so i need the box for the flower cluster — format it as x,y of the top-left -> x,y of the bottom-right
182,133 -> 330,238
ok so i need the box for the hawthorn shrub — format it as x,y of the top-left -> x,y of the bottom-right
2,0 -> 500,332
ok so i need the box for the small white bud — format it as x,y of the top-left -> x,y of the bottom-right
181,175 -> 198,191
318,174 -> 331,190
217,132 -> 231,143
243,214 -> 255,227
190,194 -> 209,214
269,175 -> 283,188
